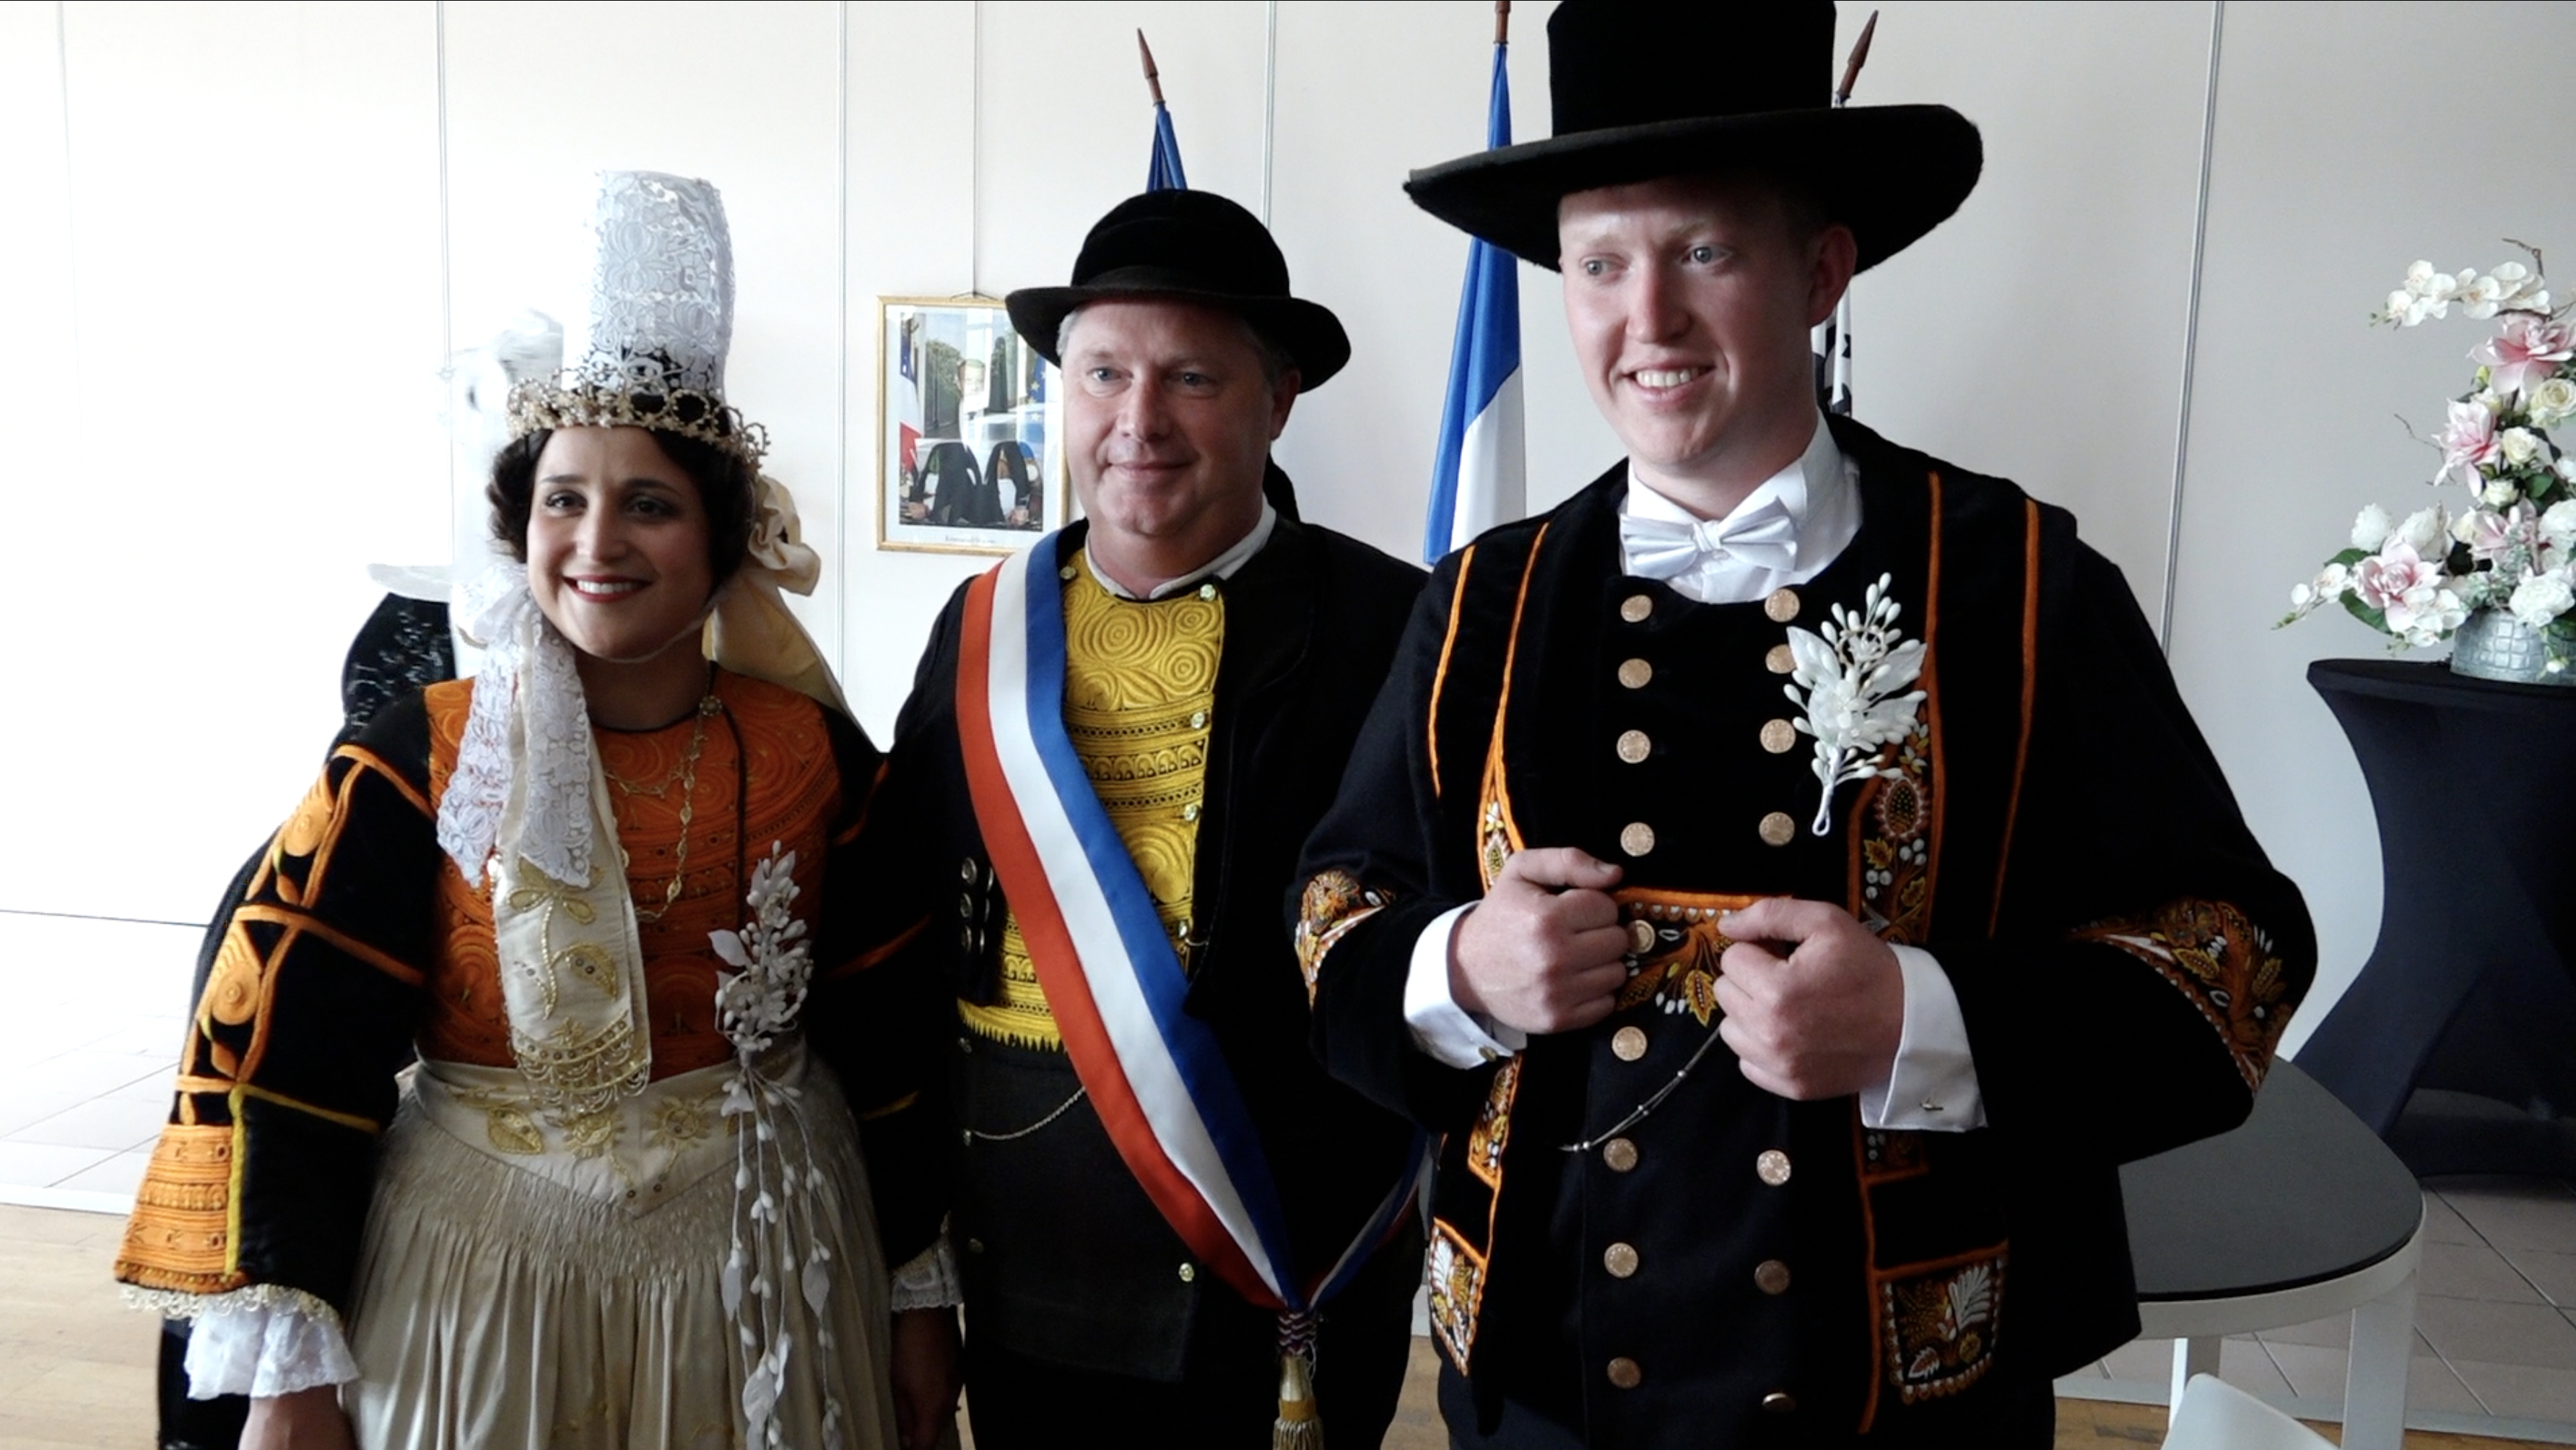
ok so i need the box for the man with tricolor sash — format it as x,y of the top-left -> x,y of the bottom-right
863,189 -> 1427,1447
1293,4 -> 2316,1447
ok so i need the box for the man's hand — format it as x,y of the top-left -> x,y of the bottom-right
241,1387 -> 354,1450
1450,848 -> 1629,1036
1714,897 -> 1905,1100
890,1306 -> 962,1450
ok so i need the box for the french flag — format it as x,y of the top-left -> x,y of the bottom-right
1424,37 -> 1524,563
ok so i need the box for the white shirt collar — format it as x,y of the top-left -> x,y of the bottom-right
1083,501 -> 1279,601
1619,412 -> 1861,604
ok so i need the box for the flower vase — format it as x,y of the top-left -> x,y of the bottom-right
2448,607 -> 2573,686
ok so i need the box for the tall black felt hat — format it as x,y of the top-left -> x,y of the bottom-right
1406,0 -> 1982,274
1007,189 -> 1350,388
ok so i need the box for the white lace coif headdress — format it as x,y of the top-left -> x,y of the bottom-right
436,172 -> 848,1134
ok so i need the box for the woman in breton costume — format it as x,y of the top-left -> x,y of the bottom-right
115,172 -> 960,1450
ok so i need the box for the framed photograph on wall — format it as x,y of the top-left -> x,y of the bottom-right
875,295 -> 1066,555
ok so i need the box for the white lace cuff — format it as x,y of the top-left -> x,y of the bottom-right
172,1286 -> 359,1399
888,1229 -> 962,1311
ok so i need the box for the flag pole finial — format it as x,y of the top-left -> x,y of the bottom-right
1138,29 -> 1167,108
1494,0 -> 1510,45
1835,11 -> 1879,105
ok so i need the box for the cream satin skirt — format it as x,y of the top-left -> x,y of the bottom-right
341,1047 -> 895,1450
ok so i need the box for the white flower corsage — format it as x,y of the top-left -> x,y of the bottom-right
1783,573 -> 1928,837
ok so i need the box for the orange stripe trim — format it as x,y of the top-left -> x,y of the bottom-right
334,743 -> 432,817
835,757 -> 893,846
1988,500 -> 2043,936
228,906 -> 426,988
848,914 -> 929,973
1483,524 -> 1550,852
1426,545 -> 1479,797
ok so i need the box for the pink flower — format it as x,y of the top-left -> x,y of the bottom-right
2437,399 -> 2502,485
2353,542 -> 2442,612
2471,313 -> 2576,399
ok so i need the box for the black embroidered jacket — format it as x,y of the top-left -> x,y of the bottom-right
1292,417 -> 2316,1445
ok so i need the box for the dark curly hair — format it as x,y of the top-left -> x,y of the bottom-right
487,427 -> 760,589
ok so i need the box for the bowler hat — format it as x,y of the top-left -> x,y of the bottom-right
1405,0 -> 1982,273
1007,189 -> 1351,388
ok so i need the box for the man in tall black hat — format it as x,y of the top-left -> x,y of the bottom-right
858,188 -> 1426,1447
1293,3 -> 2316,1445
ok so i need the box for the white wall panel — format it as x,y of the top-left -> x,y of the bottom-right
2172,0 -> 2576,1053
0,1 -> 443,924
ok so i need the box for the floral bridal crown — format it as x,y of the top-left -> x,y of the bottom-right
2281,245 -> 2576,674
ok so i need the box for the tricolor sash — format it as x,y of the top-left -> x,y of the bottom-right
957,536 -> 1420,1311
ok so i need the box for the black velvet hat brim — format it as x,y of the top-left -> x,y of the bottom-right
1405,104 -> 1983,274
1008,272 -> 1352,390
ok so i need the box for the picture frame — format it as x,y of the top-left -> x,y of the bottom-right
874,295 -> 1066,555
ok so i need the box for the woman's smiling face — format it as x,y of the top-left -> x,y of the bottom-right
523,426 -> 714,665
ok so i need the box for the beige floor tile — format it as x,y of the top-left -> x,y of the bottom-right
2436,1178 -> 2576,1253
2500,1246 -> 2576,1308
0,1142 -> 113,1191
2447,1356 -> 2576,1420
0,1204 -> 116,1249
2413,1293 -> 2576,1368
6,1095 -> 172,1153
2422,1190 -> 2482,1246
2421,1237 -> 2551,1303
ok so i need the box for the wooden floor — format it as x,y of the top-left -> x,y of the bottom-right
0,1202 -> 2533,1450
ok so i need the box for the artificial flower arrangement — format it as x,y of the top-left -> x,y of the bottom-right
2282,248 -> 2576,677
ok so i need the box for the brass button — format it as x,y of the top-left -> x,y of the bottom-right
1765,643 -> 1796,674
1615,729 -> 1652,764
1198,582 -> 1218,600
1762,1391 -> 1797,1414
1178,1262 -> 1196,1282
1603,1137 -> 1639,1173
1611,1026 -> 1648,1062
1181,802 -> 1200,821
960,926 -> 978,952
1763,588 -> 1800,622
1619,821 -> 1656,856
1759,719 -> 1797,754
1059,564 -> 1078,581
1617,657 -> 1653,688
1604,1242 -> 1640,1278
1606,1358 -> 1643,1390
1190,709 -> 1209,729
959,892 -> 975,918
1619,594 -> 1653,623
1754,1259 -> 1792,1295
1626,919 -> 1657,955
1757,812 -> 1796,846
960,858 -> 979,882
1757,1149 -> 1792,1186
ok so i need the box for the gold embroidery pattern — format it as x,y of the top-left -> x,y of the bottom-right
1855,718 -> 1933,945
1610,891 -> 1759,1024
648,1089 -> 722,1150
1293,870 -> 1393,1006
1466,1057 -> 1518,1189
1881,1251 -> 2005,1404
1425,1220 -> 1489,1372
2072,898 -> 2289,1091
964,557 -> 1223,1049
115,1126 -> 243,1295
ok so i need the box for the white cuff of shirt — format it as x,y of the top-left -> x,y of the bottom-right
1863,945 -> 1987,1132
1403,904 -> 1528,1069
889,1226 -> 965,1312
181,1290 -> 360,1399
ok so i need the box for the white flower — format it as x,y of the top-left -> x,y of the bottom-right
1784,574 -> 1926,838
2351,503 -> 2393,552
2286,561 -> 2354,620
2396,505 -> 2450,555
2461,272 -> 2510,319
2501,427 -> 2547,466
2509,572 -> 2576,628
2484,478 -> 2523,509
2393,585 -> 2468,646
2543,500 -> 2576,552
2530,377 -> 2576,427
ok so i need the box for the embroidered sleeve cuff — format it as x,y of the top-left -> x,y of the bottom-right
888,1227 -> 962,1312
1404,904 -> 1528,1069
175,1285 -> 359,1399
1861,945 -> 1987,1132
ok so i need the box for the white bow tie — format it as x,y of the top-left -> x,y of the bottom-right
1619,498 -> 1801,581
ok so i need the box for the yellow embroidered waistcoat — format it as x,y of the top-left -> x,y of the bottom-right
958,554 -> 1222,1049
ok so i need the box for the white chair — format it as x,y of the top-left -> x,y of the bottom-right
2157,1373 -> 2337,1450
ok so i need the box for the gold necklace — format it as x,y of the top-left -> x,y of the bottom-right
609,693 -> 723,924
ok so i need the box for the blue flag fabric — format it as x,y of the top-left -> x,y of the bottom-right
1424,41 -> 1525,563
1148,104 -> 1188,191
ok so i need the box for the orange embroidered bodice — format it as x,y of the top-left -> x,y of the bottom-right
419,670 -> 842,1078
